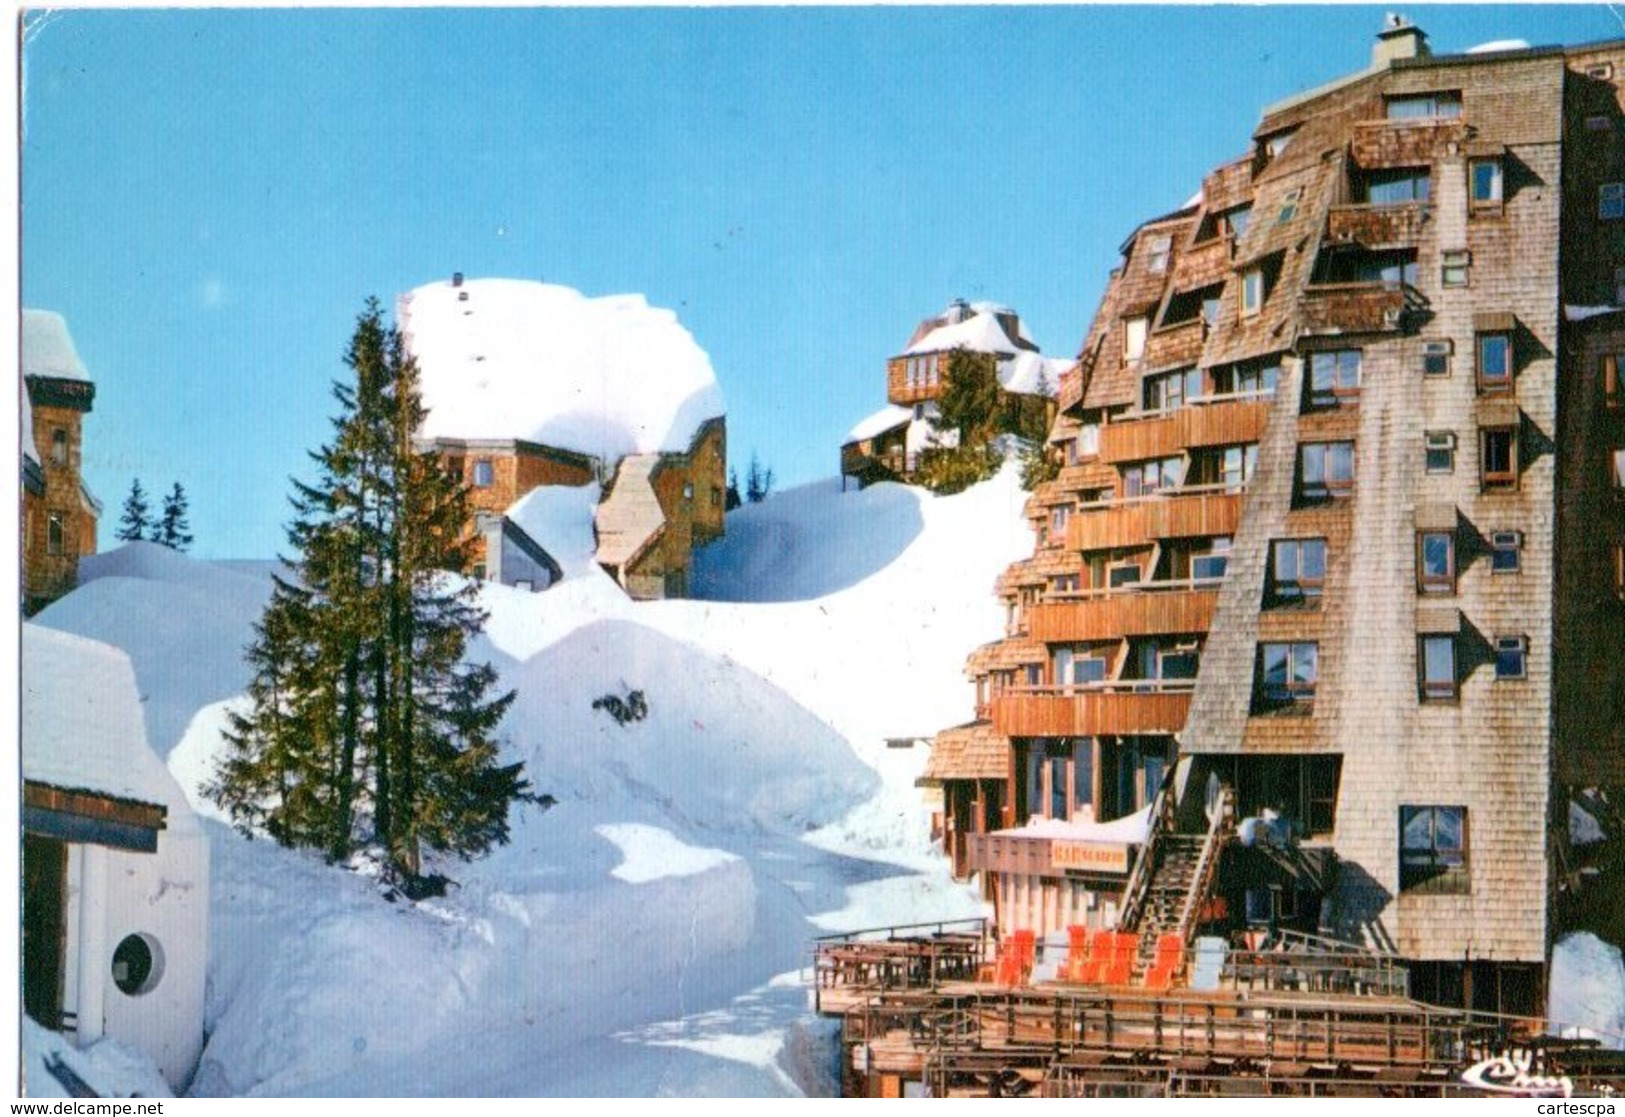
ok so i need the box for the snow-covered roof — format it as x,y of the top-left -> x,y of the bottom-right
21,624 -> 194,819
905,309 -> 1018,356
845,404 -> 913,444
21,309 -> 90,382
402,278 -> 725,463
994,804 -> 1152,845
999,351 -> 1069,397
507,482 -> 603,579
1466,39 -> 1532,54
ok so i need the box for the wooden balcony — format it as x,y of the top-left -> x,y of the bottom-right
1098,397 -> 1270,464
1299,281 -> 1427,337
1029,586 -> 1218,643
1326,202 -> 1431,248
1142,318 -> 1206,370
991,685 -> 1192,737
1350,117 -> 1470,168
967,830 -> 1135,879
1065,489 -> 1245,551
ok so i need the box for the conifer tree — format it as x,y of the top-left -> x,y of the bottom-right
937,347 -> 1001,445
210,299 -> 530,887
745,452 -> 774,504
156,483 -> 194,552
116,479 -> 153,543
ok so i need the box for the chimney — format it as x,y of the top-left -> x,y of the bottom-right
1373,13 -> 1430,68
452,271 -> 464,287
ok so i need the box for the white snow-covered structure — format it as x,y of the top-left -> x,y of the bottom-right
21,624 -> 209,1092
399,276 -> 727,599
842,299 -> 1070,489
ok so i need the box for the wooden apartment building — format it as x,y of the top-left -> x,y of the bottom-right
921,20 -> 1625,1019
20,310 -> 99,615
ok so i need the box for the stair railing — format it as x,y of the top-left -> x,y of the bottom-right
1174,785 -> 1235,944
1116,776 -> 1177,931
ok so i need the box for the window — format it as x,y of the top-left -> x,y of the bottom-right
1423,340 -> 1453,378
1107,562 -> 1143,588
1385,91 -> 1462,119
1614,544 -> 1625,601
1144,367 -> 1201,412
1276,187 -> 1302,226
1490,530 -> 1522,573
1617,268 -> 1625,306
47,513 -> 64,556
1299,441 -> 1355,500
472,459 -> 494,487
1469,159 -> 1503,206
1477,332 -> 1512,391
1053,647 -> 1107,688
1050,505 -> 1071,534
111,933 -> 163,996
1219,445 -> 1257,491
1145,234 -> 1173,275
1420,635 -> 1457,699
1613,448 -> 1625,490
1241,267 -> 1265,317
1425,431 -> 1456,474
682,483 -> 694,502
1365,168 -> 1432,206
1586,61 -> 1616,80
1480,427 -> 1518,490
1257,642 -> 1318,708
1051,573 -> 1080,594
711,486 -> 722,509
1124,316 -> 1148,362
1216,361 -> 1280,395
1441,250 -> 1470,288
1122,456 -> 1184,497
1400,805 -> 1468,892
1602,183 -> 1625,220
1417,530 -> 1456,594
50,429 -> 67,467
1191,539 -> 1231,581
1307,350 -> 1361,407
1268,538 -> 1327,606
1495,635 -> 1528,679
1078,423 -> 1101,458
1225,206 -> 1252,238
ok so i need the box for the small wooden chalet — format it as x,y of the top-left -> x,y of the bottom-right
21,625 -> 209,1092
22,310 -> 100,615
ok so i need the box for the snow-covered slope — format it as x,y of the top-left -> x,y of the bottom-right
30,467 -> 1031,1096
403,278 -> 725,462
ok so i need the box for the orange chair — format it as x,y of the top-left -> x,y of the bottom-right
1143,932 -> 1185,990
1060,925 -> 1094,982
1101,932 -> 1139,985
1081,929 -> 1116,983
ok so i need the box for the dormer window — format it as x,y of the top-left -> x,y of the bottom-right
1124,316 -> 1148,363
1385,91 -> 1462,119
1145,234 -> 1173,275
1470,159 -> 1504,206
1241,266 -> 1266,317
1144,367 -> 1201,412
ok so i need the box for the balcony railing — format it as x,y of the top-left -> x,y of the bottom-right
1350,117 -> 1470,168
1028,586 -> 1219,643
1299,280 -> 1428,337
1099,394 -> 1270,464
991,682 -> 1193,737
1326,202 -> 1431,248
1066,487 -> 1246,551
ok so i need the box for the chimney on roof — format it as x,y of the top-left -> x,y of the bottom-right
950,297 -> 971,322
452,272 -> 464,287
1373,13 -> 1430,68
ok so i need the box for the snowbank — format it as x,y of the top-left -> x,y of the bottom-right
21,1019 -> 172,1100
403,278 -> 725,463
35,543 -> 276,757
33,462 -> 1037,1096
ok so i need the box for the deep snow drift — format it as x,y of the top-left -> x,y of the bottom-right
32,468 -> 1030,1096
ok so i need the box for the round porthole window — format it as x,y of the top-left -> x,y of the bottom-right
111,933 -> 163,996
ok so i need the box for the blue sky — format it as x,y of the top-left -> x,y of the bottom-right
20,5 -> 1624,559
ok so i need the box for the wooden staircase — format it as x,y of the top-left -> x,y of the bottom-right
1120,786 -> 1235,981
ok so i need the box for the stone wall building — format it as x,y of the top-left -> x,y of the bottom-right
924,20 -> 1625,1017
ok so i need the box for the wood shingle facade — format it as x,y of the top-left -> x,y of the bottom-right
923,22 -> 1625,1020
